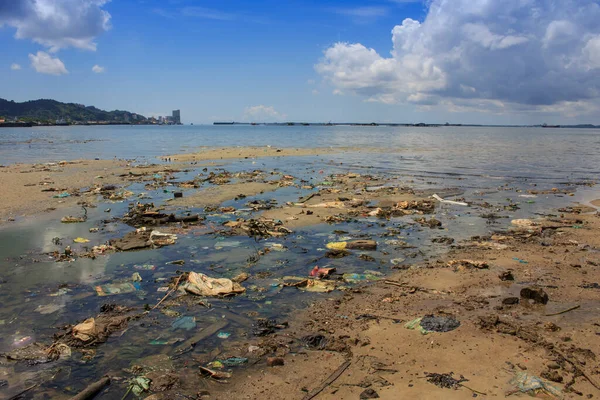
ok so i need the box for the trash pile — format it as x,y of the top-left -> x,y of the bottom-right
110,227 -> 178,251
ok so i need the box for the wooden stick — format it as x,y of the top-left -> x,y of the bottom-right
384,280 -> 406,288
554,350 -> 600,391
150,274 -> 183,311
302,360 -> 351,400
545,305 -> 580,316
69,376 -> 110,400
8,384 -> 38,400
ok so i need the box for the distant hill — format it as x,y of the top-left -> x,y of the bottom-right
0,98 -> 147,123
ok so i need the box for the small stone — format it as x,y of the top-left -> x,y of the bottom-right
267,357 -> 285,367
502,297 -> 520,305
520,286 -> 549,304
360,388 -> 380,399
541,370 -> 563,383
499,271 -> 515,281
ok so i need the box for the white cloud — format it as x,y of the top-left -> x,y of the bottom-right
29,51 -> 68,75
92,64 -> 105,73
243,105 -> 287,122
0,0 -> 111,52
10,63 -> 21,70
316,0 -> 600,115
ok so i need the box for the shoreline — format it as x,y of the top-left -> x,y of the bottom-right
0,146 -> 599,399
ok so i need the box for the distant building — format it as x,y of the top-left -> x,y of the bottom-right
172,109 -> 181,125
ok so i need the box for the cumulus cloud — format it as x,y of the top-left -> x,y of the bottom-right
10,63 -> 21,70
0,0 -> 111,52
316,0 -> 600,114
29,51 -> 68,75
92,64 -> 105,73
243,105 -> 287,122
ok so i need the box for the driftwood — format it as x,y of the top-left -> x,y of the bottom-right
302,360 -> 351,400
69,376 -> 110,400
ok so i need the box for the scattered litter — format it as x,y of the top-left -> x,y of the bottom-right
448,260 -> 489,271
35,303 -> 63,314
94,282 -> 141,296
252,319 -> 288,336
73,318 -> 98,342
511,219 -> 539,228
309,266 -> 336,278
506,372 -> 563,399
220,357 -> 248,366
343,272 -> 382,283
53,192 -> 70,198
199,366 -> 231,380
217,331 -> 231,339
166,259 -> 185,265
62,216 -> 86,223
134,264 -> 156,270
130,376 -> 151,397
426,372 -> 467,390
171,316 -> 196,330
131,272 -> 142,282
513,257 -> 529,264
73,237 -> 90,243
432,194 -> 468,206
181,272 -> 246,297
405,315 -> 460,334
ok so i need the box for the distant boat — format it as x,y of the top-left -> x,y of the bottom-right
542,123 -> 560,128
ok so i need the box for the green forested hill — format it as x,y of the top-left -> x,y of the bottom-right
0,98 -> 147,123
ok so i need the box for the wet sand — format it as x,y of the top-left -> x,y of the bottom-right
163,146 -> 355,162
2,146 -> 600,400
222,210 -> 600,399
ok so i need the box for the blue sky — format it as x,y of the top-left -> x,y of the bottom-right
2,0 -> 600,125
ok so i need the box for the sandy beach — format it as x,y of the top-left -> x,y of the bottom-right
0,145 -> 599,400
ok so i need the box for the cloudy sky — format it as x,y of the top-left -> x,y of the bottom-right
1,0 -> 600,124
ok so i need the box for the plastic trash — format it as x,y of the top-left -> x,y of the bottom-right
432,194 -> 468,206
73,318 -> 98,342
181,272 -> 246,297
94,282 -> 141,296
131,272 -> 142,282
343,272 -> 382,283
171,316 -> 196,330
326,241 -> 347,250
506,372 -> 563,399
134,264 -> 156,270
513,257 -> 529,264
131,376 -> 151,397
73,237 -> 90,243
217,331 -> 231,339
220,357 -> 248,367
53,192 -> 71,198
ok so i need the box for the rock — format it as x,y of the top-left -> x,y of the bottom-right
547,362 -> 560,370
499,271 -> 515,281
502,297 -> 520,305
520,286 -> 549,304
267,357 -> 285,367
360,388 -> 380,399
541,370 -> 563,383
